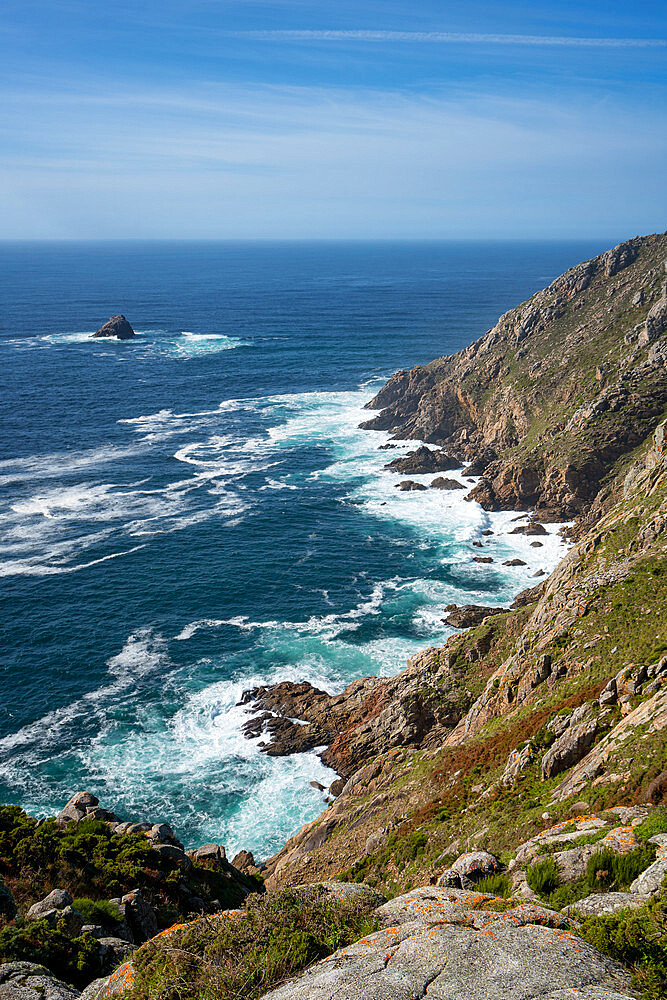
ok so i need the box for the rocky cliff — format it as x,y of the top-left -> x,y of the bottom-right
233,239 -> 667,990
3,236 -> 667,1000
361,233 -> 667,520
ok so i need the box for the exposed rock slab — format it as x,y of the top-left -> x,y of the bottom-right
0,963 -> 80,1000
569,892 -> 647,918
258,886 -> 633,1000
629,854 -> 667,896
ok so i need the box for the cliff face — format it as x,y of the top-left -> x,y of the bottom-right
257,420 -> 666,890
245,237 -> 667,895
361,233 -> 667,520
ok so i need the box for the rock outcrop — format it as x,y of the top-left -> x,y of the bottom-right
442,604 -> 510,628
91,316 -> 135,340
258,887 -> 634,1000
0,963 -> 80,1000
383,446 -> 459,474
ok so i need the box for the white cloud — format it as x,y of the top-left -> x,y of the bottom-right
236,29 -> 667,49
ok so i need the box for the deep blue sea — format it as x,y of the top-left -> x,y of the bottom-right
0,240 -> 607,857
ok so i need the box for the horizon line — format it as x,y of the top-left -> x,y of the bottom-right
0,235 -> 639,244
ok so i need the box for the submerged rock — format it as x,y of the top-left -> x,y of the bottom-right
395,480 -> 427,491
92,315 -> 136,340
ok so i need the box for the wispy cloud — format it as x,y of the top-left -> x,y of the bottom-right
1,80 -> 665,238
236,29 -> 667,49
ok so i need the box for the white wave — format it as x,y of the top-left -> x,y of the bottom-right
259,477 -> 298,491
0,475 -> 246,577
2,328 -> 251,360
0,543 -> 148,578
175,583 -> 386,649
166,332 -> 251,358
83,661 -> 338,855
0,629 -> 170,755
0,445 -> 141,485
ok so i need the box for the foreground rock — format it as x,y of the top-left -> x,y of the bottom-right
258,886 -> 634,1000
91,316 -> 135,340
0,963 -> 79,1000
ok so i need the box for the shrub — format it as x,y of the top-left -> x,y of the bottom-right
394,831 -> 429,867
0,806 -> 261,926
634,808 -> 667,843
586,848 -> 616,890
580,891 -> 667,1000
0,919 -> 100,987
476,874 -> 511,897
130,886 -> 378,1000
545,881 -> 590,910
586,847 -> 656,891
72,897 -> 123,928
526,858 -> 559,897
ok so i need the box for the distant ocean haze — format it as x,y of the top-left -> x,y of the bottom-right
0,239 -> 606,856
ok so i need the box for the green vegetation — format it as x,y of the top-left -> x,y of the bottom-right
634,812 -> 667,843
0,919 -> 100,987
129,887 -> 378,1000
586,846 -> 656,892
72,897 -> 124,928
526,858 -> 559,896
0,807 -> 260,923
580,889 -> 667,1000
475,874 -> 511,897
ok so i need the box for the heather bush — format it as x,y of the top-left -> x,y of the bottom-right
129,886 -> 378,1000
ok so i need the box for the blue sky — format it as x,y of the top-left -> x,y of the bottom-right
1,1 -> 666,238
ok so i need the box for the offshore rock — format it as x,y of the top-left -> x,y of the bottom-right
92,315 -> 136,340
395,479 -> 427,491
430,476 -> 465,490
442,604 -> 510,628
383,445 -> 459,474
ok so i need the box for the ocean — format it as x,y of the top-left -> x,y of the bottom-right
0,239 -> 607,858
